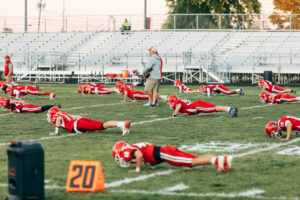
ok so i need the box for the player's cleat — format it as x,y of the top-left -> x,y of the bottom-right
292,89 -> 296,94
155,102 -> 160,107
239,89 -> 244,96
144,102 -> 152,107
223,156 -> 233,172
229,107 -> 238,118
50,93 -> 56,100
122,120 -> 131,136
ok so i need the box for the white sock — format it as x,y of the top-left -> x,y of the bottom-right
117,122 -> 125,128
227,107 -> 231,112
236,89 -> 241,92
211,157 -> 217,165
296,97 -> 300,101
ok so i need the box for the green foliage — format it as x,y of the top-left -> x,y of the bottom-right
162,0 -> 261,29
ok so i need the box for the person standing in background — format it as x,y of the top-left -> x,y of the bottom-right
4,55 -> 13,84
142,46 -> 163,107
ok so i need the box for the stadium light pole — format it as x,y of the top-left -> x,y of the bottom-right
25,0 -> 28,33
144,0 -> 147,29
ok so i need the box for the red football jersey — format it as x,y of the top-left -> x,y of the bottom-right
51,112 -> 75,133
120,85 -> 135,97
171,99 -> 198,115
10,99 -> 23,112
263,80 -> 274,92
278,116 -> 300,131
202,85 -> 217,93
121,142 -> 157,165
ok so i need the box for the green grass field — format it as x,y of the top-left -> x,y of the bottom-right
0,84 -> 300,200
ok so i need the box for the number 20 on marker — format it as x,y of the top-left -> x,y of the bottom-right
66,160 -> 105,192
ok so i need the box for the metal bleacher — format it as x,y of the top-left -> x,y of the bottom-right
0,31 -> 300,83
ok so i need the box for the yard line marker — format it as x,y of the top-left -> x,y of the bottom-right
233,138 -> 300,158
276,147 -> 300,156
111,188 -> 265,198
105,169 -> 175,188
157,183 -> 189,192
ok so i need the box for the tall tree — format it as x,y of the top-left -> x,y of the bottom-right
269,0 -> 300,29
162,0 -> 261,29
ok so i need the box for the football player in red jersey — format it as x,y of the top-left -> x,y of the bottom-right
119,84 -> 149,102
0,97 -> 55,114
174,80 -> 198,93
78,83 -> 117,95
168,95 -> 238,117
112,141 -> 232,173
199,85 -> 244,97
259,92 -> 300,104
265,116 -> 300,140
25,85 -> 56,100
258,78 -> 296,94
47,106 -> 131,136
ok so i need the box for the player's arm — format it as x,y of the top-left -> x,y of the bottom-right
122,90 -> 128,102
8,100 -> 15,114
87,87 -> 91,95
269,96 -> 275,104
14,90 -> 20,99
173,103 -> 182,117
262,84 -> 266,92
71,115 -> 82,120
207,88 -> 211,97
49,117 -> 62,136
281,122 -> 293,141
129,150 -> 143,173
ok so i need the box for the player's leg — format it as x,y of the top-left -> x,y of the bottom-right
76,118 -> 131,136
22,104 -> 54,113
272,85 -> 295,94
279,94 -> 298,103
160,145 -> 232,172
216,106 -> 238,117
133,91 -> 149,100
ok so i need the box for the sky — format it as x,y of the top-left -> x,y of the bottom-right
0,0 -> 274,17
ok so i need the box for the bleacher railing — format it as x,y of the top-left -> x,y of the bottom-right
1,14 -> 300,33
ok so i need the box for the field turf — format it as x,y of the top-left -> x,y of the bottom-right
0,84 -> 300,199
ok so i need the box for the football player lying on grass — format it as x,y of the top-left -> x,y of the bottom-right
259,92 -> 300,104
77,83 -> 117,95
1,83 -> 56,100
47,106 -> 131,136
199,85 -> 244,97
174,80 -> 198,93
167,95 -> 238,118
258,78 -> 296,94
0,97 -> 55,114
265,116 -> 300,141
112,141 -> 232,173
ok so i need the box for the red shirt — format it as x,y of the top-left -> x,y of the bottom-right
263,80 -> 274,92
171,99 -> 198,115
51,112 -> 75,133
120,85 -> 135,98
121,142 -> 158,165
278,116 -> 300,132
202,85 -> 217,93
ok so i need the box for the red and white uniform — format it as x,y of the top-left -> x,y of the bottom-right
9,99 -> 43,113
120,85 -> 149,100
7,85 -> 27,98
216,85 -> 232,95
170,99 -> 198,115
278,116 -> 300,132
262,93 -> 299,104
176,83 -> 195,93
51,112 -> 104,133
0,98 -> 13,109
261,80 -> 285,93
192,100 -> 217,113
202,85 -> 217,94
83,83 -> 111,95
25,85 -> 45,95
121,142 -> 197,168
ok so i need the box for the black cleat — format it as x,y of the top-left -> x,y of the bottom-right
229,107 -> 239,118
292,89 -> 296,94
239,88 -> 244,96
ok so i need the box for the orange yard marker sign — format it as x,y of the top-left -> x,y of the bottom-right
66,160 -> 105,192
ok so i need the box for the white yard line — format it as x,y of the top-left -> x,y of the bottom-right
111,188 -> 266,198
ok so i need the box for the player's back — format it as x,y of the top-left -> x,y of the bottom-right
131,142 -> 157,164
